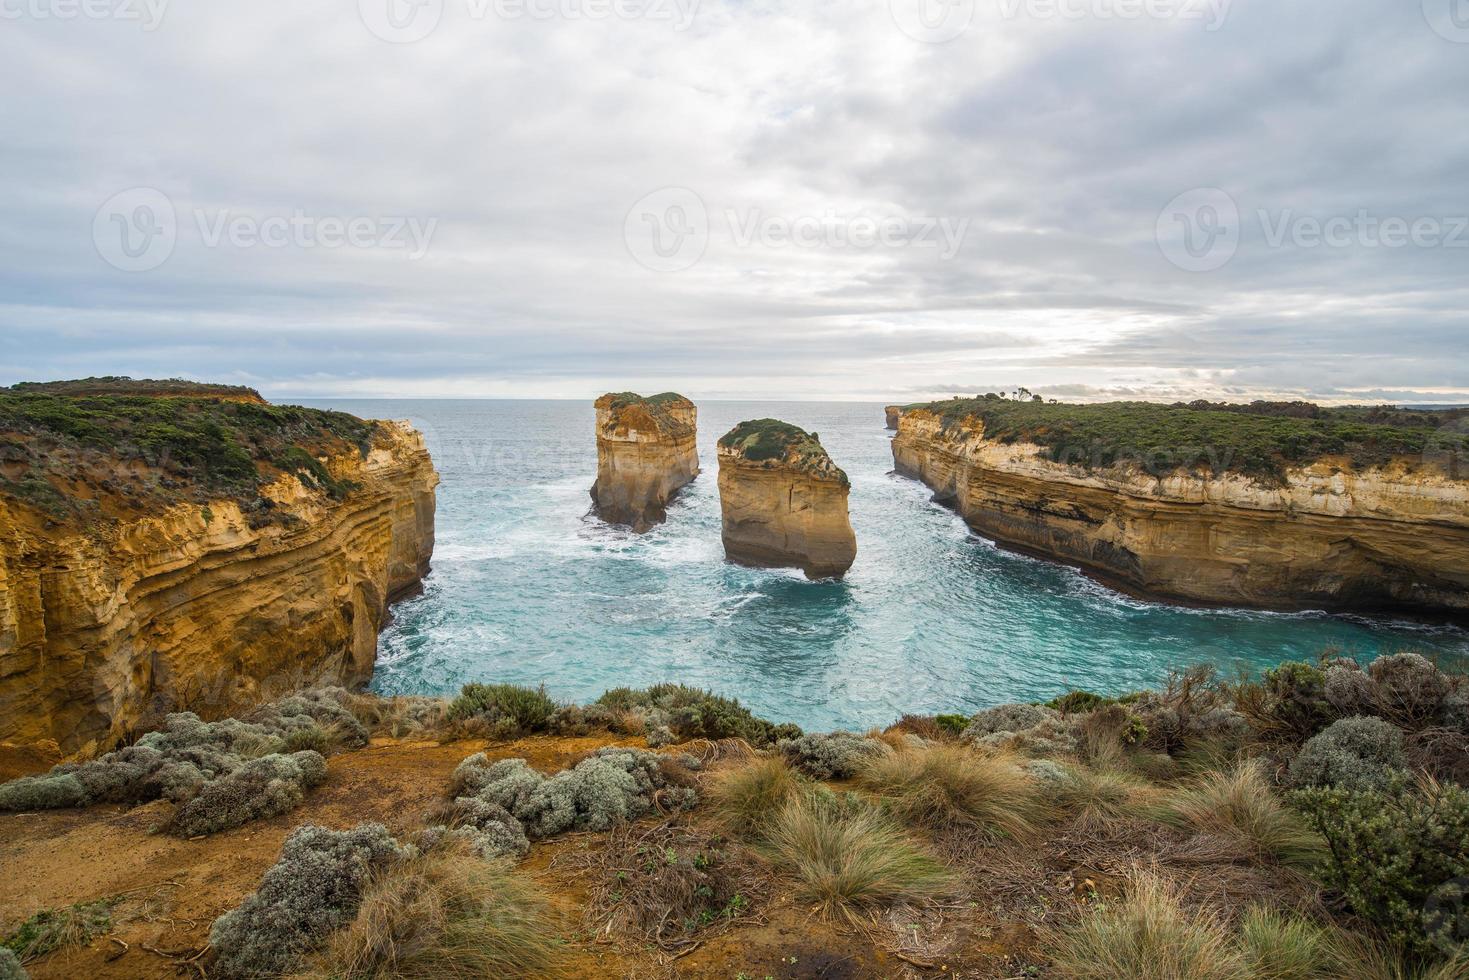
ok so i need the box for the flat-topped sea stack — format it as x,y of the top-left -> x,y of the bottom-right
718,419 -> 857,579
590,391 -> 699,532
0,379 -> 438,759
892,396 -> 1469,617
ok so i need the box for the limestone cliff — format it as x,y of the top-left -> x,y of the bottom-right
885,406 -> 904,430
0,398 -> 437,758
892,406 -> 1469,617
589,392 -> 699,532
718,420 -> 857,579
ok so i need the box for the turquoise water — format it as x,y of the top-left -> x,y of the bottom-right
304,400 -> 1469,731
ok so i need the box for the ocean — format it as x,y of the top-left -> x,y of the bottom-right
301,399 -> 1469,731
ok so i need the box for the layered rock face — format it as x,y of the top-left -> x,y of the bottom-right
589,392 -> 699,532
0,421 -> 437,758
885,406 -> 904,430
718,420 -> 857,579
892,407 -> 1469,617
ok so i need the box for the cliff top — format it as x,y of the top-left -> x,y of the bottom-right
903,396 -> 1467,483
595,391 -> 695,437
719,418 -> 848,484
6,377 -> 266,402
0,385 -> 388,523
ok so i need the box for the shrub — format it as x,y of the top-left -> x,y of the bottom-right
1156,761 -> 1324,868
857,744 -> 1050,839
421,796 -> 530,861
1293,773 -> 1469,959
209,823 -> 410,979
0,774 -> 87,811
446,683 -> 556,734
0,948 -> 24,980
1288,716 -> 1408,791
1245,660 -> 1338,743
591,685 -> 798,747
962,703 -> 1057,741
283,725 -> 333,754
1369,654 -> 1453,726
758,789 -> 953,917
1047,690 -> 1118,714
248,687 -> 370,749
452,747 -> 697,840
777,731 -> 889,780
933,714 -> 970,736
170,750 -> 327,837
1045,872 -> 1240,979
709,757 -> 804,836
299,842 -> 561,979
2,898 -> 115,963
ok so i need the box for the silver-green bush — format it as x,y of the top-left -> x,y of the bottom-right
209,822 -> 410,979
777,731 -> 890,779
0,947 -> 27,980
423,796 -> 530,860
1288,716 -> 1408,790
962,703 -> 1058,741
170,750 -> 328,837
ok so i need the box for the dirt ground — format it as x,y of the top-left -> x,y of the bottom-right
0,735 -> 1065,979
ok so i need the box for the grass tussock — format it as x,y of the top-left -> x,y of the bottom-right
1155,761 -> 1325,868
1046,872 -> 1242,979
857,744 -> 1051,839
2,898 -> 116,964
708,757 -> 803,836
757,789 -> 954,917
295,843 -> 561,980
1055,767 -> 1160,831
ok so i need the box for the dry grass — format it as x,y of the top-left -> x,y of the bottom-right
1045,871 -> 1242,979
758,789 -> 955,918
1055,767 -> 1161,832
1234,906 -> 1335,980
708,756 -> 804,836
569,820 -> 766,951
1154,761 -> 1325,869
857,744 -> 1052,839
293,843 -> 562,979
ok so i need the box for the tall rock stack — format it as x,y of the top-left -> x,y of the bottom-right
589,392 -> 699,532
717,419 -> 857,579
885,406 -> 904,430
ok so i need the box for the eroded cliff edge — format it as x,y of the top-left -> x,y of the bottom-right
718,419 -> 856,579
589,392 -> 699,532
0,382 -> 438,757
891,399 -> 1469,617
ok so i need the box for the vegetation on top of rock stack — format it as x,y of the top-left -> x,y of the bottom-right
718,418 -> 848,484
0,381 -> 383,521
602,391 -> 692,410
903,394 -> 1467,483
596,391 -> 695,437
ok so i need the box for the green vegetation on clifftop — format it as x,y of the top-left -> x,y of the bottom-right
904,396 -> 1467,482
718,418 -> 848,483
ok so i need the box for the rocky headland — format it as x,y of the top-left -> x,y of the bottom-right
0,380 -> 437,760
717,419 -> 856,579
884,405 -> 904,430
589,391 -> 699,532
892,396 -> 1469,617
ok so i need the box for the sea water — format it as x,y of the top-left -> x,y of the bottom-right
301,399 -> 1469,731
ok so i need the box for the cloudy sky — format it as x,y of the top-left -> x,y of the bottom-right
1,0 -> 1466,402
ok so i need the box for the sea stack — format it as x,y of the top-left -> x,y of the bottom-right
590,392 -> 699,532
717,419 -> 857,579
885,405 -> 904,430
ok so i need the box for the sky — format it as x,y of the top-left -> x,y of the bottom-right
1,0 -> 1467,403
